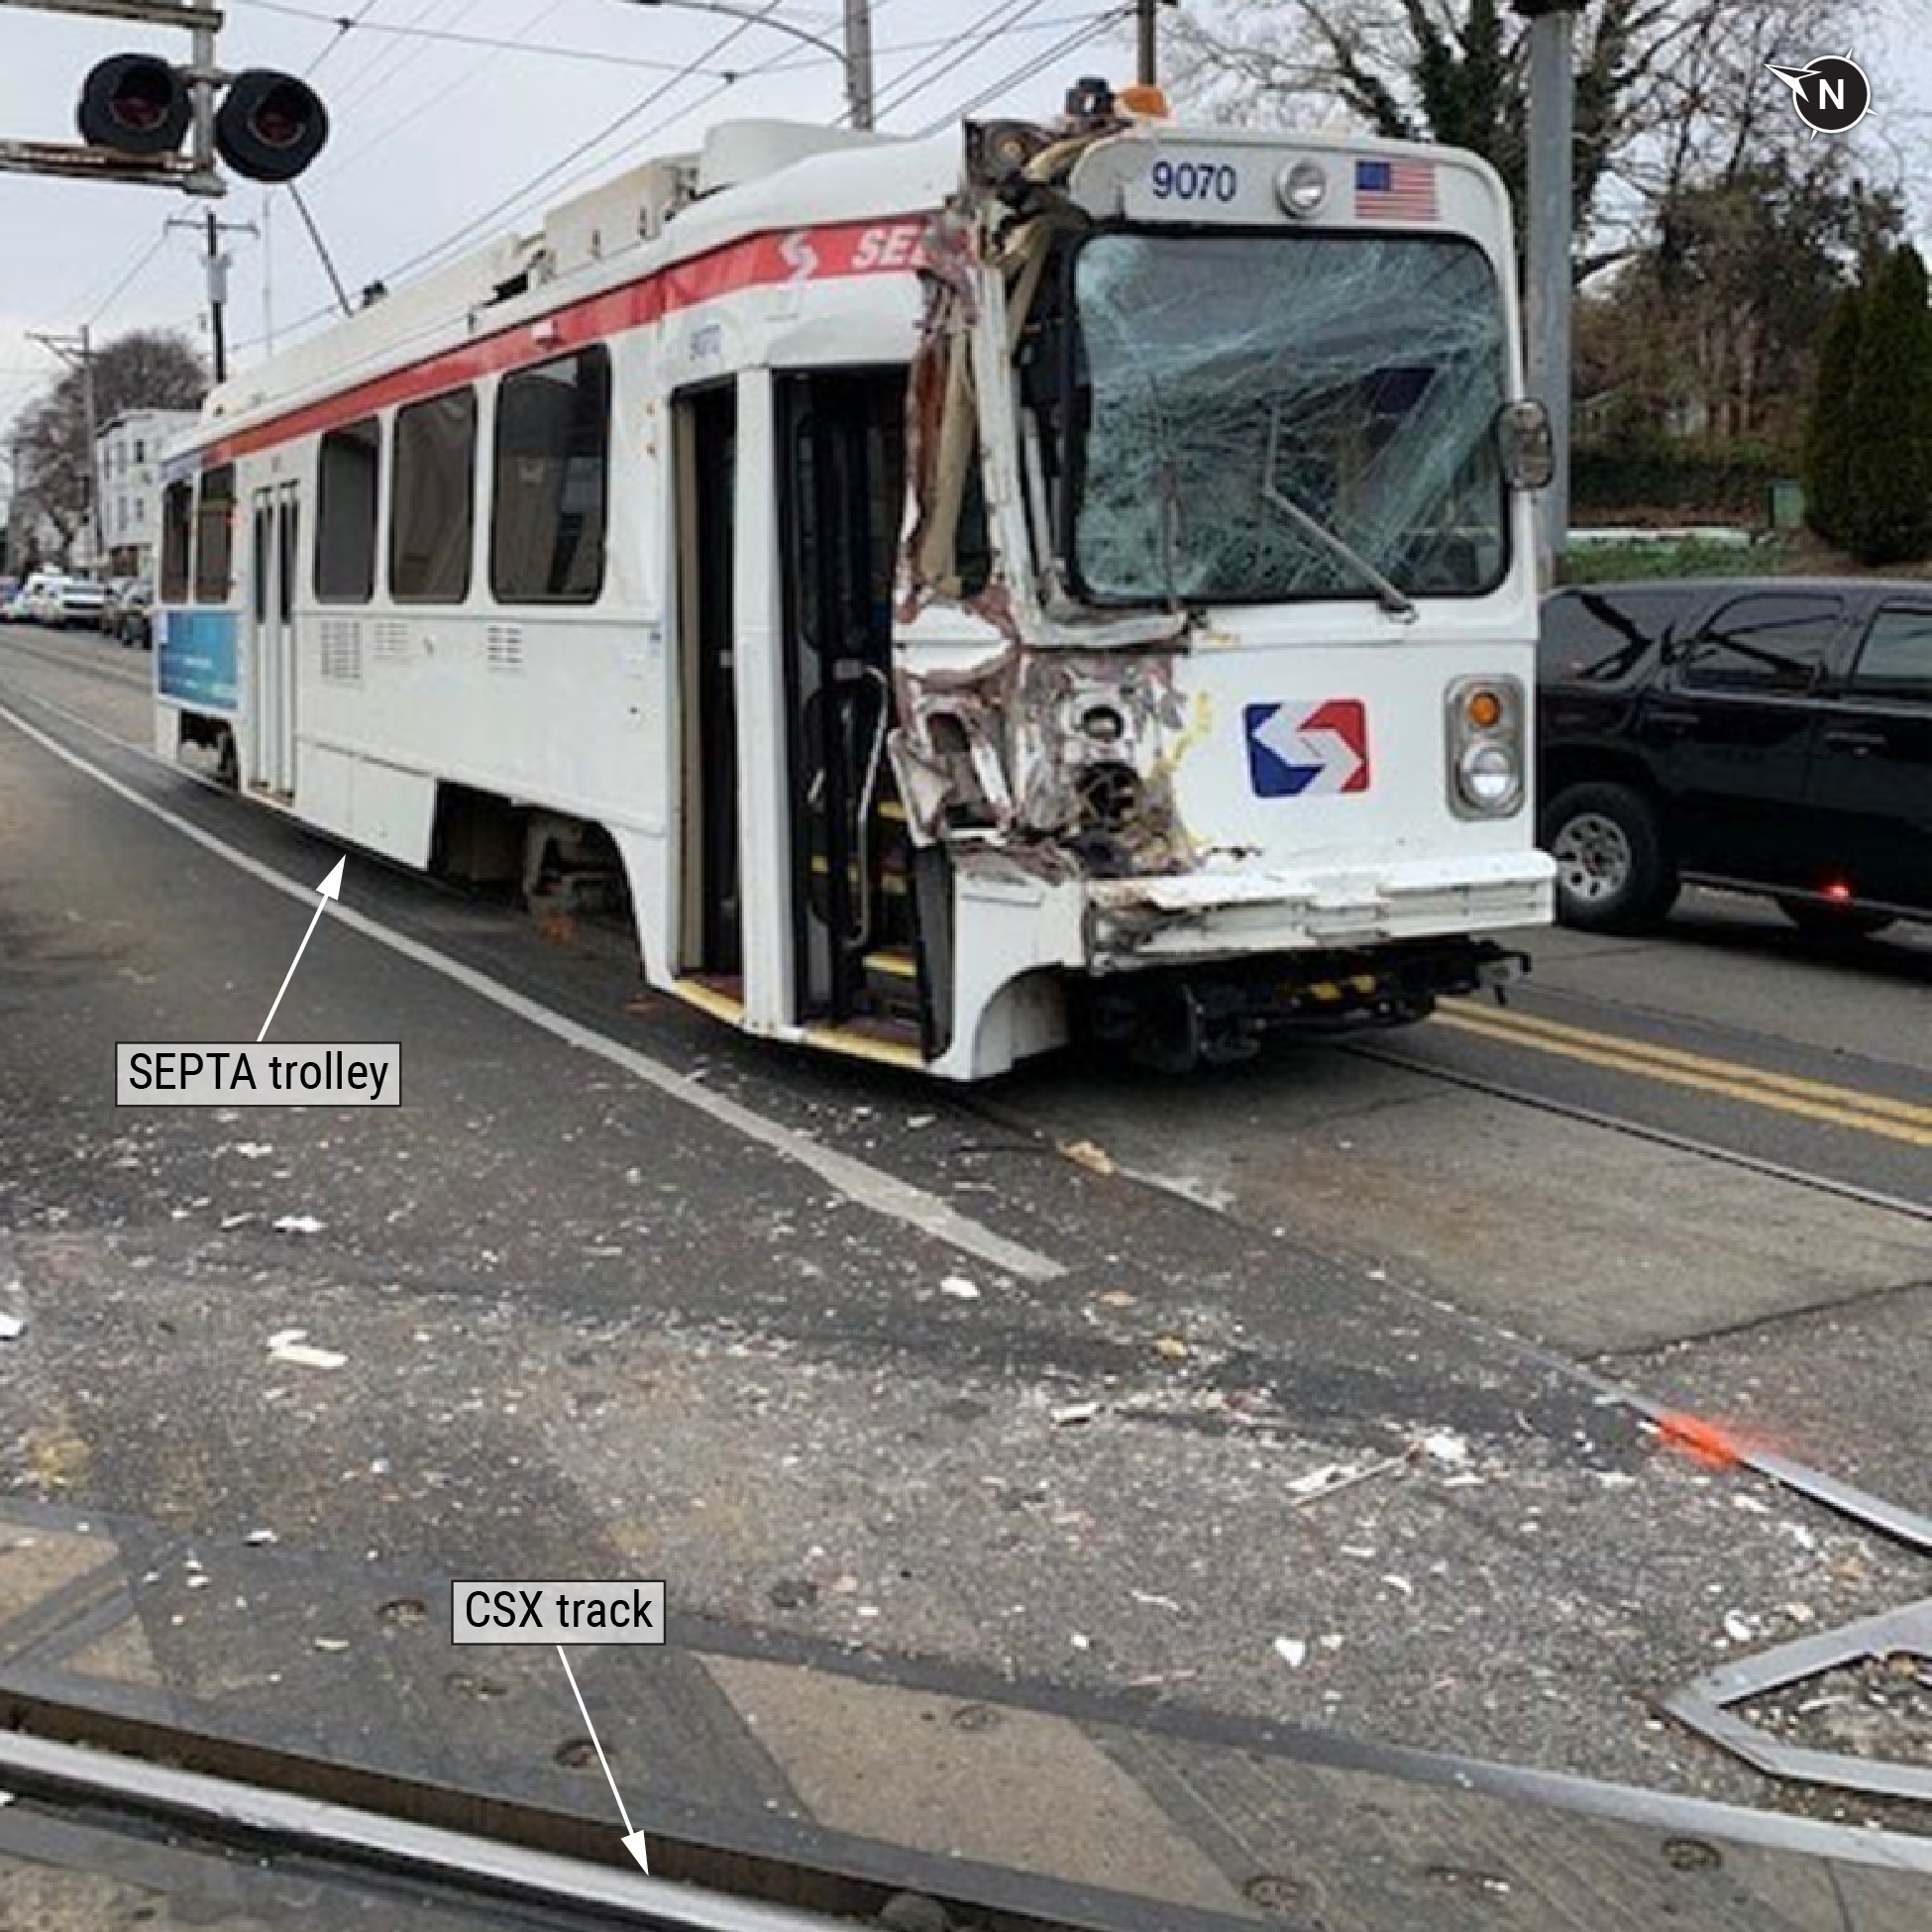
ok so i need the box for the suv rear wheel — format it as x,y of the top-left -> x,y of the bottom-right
1775,897 -> 1895,940
1543,783 -> 1679,932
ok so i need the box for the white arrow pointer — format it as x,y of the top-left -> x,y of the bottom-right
557,1645 -> 652,1874
1252,714 -> 1365,795
1765,59 -> 1816,103
257,856 -> 346,1041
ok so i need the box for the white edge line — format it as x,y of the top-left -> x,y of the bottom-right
0,697 -> 1065,1284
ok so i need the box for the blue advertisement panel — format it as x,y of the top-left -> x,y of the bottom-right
159,609 -> 240,712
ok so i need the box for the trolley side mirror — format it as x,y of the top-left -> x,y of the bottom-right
1497,399 -> 1556,491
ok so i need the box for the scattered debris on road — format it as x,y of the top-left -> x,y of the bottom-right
267,1329 -> 347,1371
1058,1138 -> 1116,1176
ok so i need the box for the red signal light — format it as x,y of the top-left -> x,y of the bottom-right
77,54 -> 192,158
216,70 -> 330,183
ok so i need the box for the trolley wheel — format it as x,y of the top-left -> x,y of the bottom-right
1542,782 -> 1678,933
1775,897 -> 1894,940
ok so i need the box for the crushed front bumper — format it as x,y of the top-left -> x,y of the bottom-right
1084,851 -> 1554,964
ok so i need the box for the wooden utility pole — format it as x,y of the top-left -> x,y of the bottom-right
28,325 -> 100,569
169,208 -> 259,383
842,0 -> 875,130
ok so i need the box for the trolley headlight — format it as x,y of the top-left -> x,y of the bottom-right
1446,676 -> 1526,817
1276,161 -> 1330,220
1457,742 -> 1518,807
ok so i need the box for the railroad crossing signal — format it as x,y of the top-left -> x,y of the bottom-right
0,0 -> 329,196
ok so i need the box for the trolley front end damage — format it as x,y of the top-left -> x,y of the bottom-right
1083,938 -> 1527,1071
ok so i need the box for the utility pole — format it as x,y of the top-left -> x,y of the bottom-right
1516,0 -> 1582,572
28,325 -> 99,570
842,0 -> 875,131
1136,0 -> 1160,86
168,209 -> 258,383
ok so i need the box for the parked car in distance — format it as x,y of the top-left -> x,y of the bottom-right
50,578 -> 106,628
17,571 -> 71,624
115,580 -> 155,649
1539,579 -> 1930,937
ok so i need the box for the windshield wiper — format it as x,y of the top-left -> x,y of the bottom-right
1262,405 -> 1418,622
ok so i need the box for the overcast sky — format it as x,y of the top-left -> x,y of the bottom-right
1,0 -> 1927,465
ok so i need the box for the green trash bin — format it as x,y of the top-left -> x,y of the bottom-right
1769,479 -> 1806,532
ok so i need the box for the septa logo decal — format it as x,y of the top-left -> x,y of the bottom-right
778,229 -> 820,280
1243,699 -> 1371,798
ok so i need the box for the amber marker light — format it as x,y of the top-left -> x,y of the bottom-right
1465,688 -> 1505,731
1119,83 -> 1171,118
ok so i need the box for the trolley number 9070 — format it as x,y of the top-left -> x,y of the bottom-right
1147,158 -> 1239,204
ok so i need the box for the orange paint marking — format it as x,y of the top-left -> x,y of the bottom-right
1653,1411 -> 1750,1470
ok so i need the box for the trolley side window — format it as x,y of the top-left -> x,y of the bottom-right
193,464 -> 236,604
161,479 -> 193,603
490,348 -> 610,603
390,389 -> 477,602
316,416 -> 381,603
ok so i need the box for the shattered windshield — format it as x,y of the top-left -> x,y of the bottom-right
1069,231 -> 1510,605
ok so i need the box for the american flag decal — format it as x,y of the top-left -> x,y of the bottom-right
1354,158 -> 1439,223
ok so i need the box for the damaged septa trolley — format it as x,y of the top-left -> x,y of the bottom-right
155,81 -> 1556,1079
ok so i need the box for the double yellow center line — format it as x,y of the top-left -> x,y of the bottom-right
1436,1002 -> 1932,1148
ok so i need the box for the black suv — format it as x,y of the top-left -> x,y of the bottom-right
1538,579 -> 1930,935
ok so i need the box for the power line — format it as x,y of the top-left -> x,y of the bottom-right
320,0 -> 464,107
920,4 -> 1134,132
233,0 -> 789,352
83,227 -> 176,330
869,0 -> 1048,122
306,0 -> 577,189
231,0 -> 1125,362
242,0 -> 744,77
302,0 -> 384,78
381,0 -> 793,286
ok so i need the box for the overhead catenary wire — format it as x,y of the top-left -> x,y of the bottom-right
82,227 -> 176,331
243,0 -> 746,78
228,3 -> 782,355
229,0 -> 1127,363
921,3 -> 1137,132
316,0 -> 471,118
865,0 -> 1050,123
302,0 -> 383,77
363,0 -> 795,289
307,0 -> 577,188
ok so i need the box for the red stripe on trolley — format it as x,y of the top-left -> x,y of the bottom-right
180,214 -> 931,472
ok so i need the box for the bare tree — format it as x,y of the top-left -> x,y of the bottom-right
14,330 -> 206,560
1169,0 -> 1885,276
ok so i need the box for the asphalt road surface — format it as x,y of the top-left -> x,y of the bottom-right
1,619 -> 1927,1926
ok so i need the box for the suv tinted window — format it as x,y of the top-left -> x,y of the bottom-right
1540,587 -> 1691,686
1680,593 -> 1840,696
1849,604 -> 1932,702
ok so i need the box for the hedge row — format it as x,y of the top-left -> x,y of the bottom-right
1570,439 -> 1789,518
